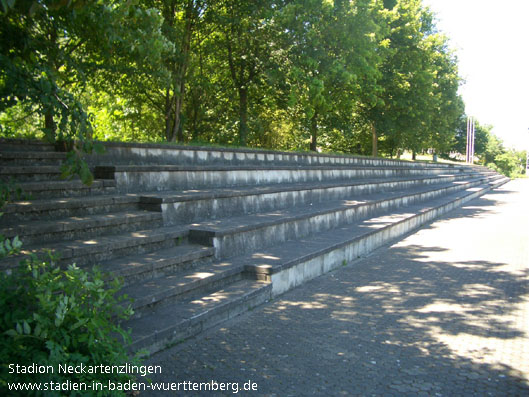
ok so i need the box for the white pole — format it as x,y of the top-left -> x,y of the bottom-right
526,128 -> 529,174
466,117 -> 470,163
471,117 -> 475,164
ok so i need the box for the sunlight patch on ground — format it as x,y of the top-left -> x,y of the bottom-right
411,295 -> 529,382
275,300 -> 328,310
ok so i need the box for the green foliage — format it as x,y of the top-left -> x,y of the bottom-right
488,149 -> 526,178
453,118 -> 526,178
0,255 -> 138,396
1,0 -> 468,158
60,141 -> 105,186
0,183 -> 140,396
0,0 -> 170,182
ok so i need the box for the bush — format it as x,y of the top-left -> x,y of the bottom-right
0,252 -> 139,396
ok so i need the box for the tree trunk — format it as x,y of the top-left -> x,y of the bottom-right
164,0 -> 195,142
173,88 -> 184,143
371,123 -> 378,157
45,111 -> 56,141
164,89 -> 174,141
238,87 -> 248,146
412,150 -> 417,160
310,111 -> 318,152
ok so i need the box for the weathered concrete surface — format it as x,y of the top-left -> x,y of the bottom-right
144,179 -> 529,396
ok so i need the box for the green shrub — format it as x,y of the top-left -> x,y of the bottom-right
0,253 -> 139,396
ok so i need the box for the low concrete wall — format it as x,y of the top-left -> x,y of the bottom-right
90,141 -> 458,169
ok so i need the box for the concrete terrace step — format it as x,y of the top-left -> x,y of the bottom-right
96,164 -> 469,192
188,174 -> 503,259
121,256 -> 244,319
0,138 -> 55,152
1,225 -> 189,270
125,279 -> 272,354
140,171 -> 495,224
11,179 -> 116,199
124,176 -> 508,355
1,194 -> 141,223
0,165 -> 67,182
123,178 -> 508,353
0,151 -> 67,166
0,139 -> 509,357
1,210 -> 163,245
241,176 -> 510,296
104,244 -> 215,287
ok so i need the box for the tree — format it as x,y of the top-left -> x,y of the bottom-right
206,0 -> 281,146
278,0 -> 381,152
0,0 -> 169,180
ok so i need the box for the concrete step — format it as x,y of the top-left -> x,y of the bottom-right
1,210 -> 164,246
11,179 -> 117,200
1,194 -> 142,223
0,165 -> 67,182
0,151 -> 67,166
121,256 -> 244,319
140,171 -> 496,224
0,225 -> 190,270
124,279 -> 272,355
96,164 -> 470,192
189,174 -> 503,259
0,138 -> 55,152
241,176 -> 511,296
104,244 -> 215,287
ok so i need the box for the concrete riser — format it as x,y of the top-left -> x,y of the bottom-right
130,284 -> 272,355
113,167 -> 464,192
196,176 -> 500,259
267,180 -> 509,296
159,173 -> 488,224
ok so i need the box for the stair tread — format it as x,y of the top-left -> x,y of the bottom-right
104,243 -> 214,280
13,225 -> 189,259
15,179 -> 116,190
190,174 -> 501,235
0,151 -> 67,159
120,255 -> 242,307
125,279 -> 270,344
2,210 -> 162,237
2,194 -> 140,214
0,165 -> 62,173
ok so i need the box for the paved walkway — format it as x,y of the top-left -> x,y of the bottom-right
144,179 -> 529,396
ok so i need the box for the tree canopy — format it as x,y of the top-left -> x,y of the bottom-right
2,0 -> 511,167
